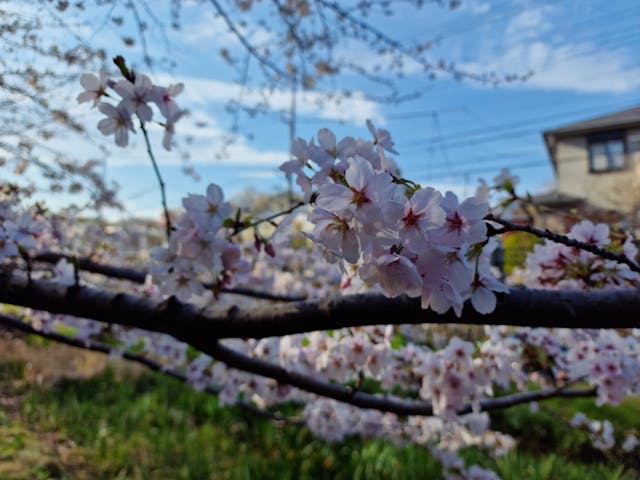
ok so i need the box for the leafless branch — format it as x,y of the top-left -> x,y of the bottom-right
206,340 -> 596,416
0,310 -> 595,417
206,0 -> 291,80
0,312 -> 303,426
32,252 -> 306,302
2,269 -> 640,344
486,214 -> 640,274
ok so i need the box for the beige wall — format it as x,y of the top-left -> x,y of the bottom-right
554,127 -> 640,214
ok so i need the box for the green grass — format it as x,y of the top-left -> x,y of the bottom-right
19,369 -> 444,480
0,359 -> 637,479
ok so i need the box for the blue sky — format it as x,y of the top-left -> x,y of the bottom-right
12,0 -> 640,220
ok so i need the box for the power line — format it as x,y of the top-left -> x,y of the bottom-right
401,100 -> 640,151
386,106 -> 467,120
413,159 -> 548,181
410,150 -> 607,180
406,148 -> 540,171
405,101 -> 640,146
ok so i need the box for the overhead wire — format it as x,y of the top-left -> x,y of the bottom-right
410,151 -> 615,181
400,99 -> 640,152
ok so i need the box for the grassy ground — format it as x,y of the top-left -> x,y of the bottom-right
0,333 -> 639,479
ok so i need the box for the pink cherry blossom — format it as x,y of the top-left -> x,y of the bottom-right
162,109 -> 187,151
568,220 -> 610,246
400,187 -> 445,253
77,70 -> 110,106
360,253 -> 422,297
152,83 -> 184,119
97,102 -> 134,147
113,74 -> 156,122
366,119 -> 398,154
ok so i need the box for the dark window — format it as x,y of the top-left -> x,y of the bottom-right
588,130 -> 627,173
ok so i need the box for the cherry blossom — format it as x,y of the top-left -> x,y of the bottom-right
77,70 -> 110,106
399,187 -> 446,254
113,74 -> 156,122
80,68 -> 186,151
366,119 -> 398,154
162,109 -> 187,151
97,102 -> 135,147
152,82 -> 184,119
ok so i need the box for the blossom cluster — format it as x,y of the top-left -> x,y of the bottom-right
570,413 -> 616,451
522,220 -> 639,290
150,183 -> 251,302
78,68 -> 185,150
519,327 -> 640,407
0,187 -> 49,261
280,124 -> 506,316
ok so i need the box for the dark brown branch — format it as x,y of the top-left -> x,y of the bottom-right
0,310 -> 597,417
2,270 -> 640,344
32,252 -> 306,302
216,288 -> 640,335
0,311 -> 202,387
0,313 -> 303,426
0,311 -> 595,419
34,252 -> 146,282
221,286 -> 306,302
485,213 -> 640,274
202,341 -> 596,416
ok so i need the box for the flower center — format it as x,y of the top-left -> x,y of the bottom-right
351,188 -> 369,207
402,208 -> 421,227
447,211 -> 465,234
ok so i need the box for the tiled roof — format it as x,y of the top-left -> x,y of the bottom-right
543,106 -> 640,137
543,106 -> 640,171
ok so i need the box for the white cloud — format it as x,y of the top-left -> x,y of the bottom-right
461,1 -> 491,15
450,2 -> 640,94
178,9 -> 274,47
42,102 -> 289,169
155,74 -> 383,124
504,6 -> 554,42
464,40 -> 640,93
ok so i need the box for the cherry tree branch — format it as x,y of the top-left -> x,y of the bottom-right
485,214 -> 640,274
0,312 -> 303,426
0,310 -> 595,417
2,269 -> 640,343
228,200 -> 305,237
0,311 -> 203,387
32,252 -> 306,302
315,0 -> 497,83
205,340 -> 596,416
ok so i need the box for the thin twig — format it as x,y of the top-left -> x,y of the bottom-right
139,120 -> 172,241
315,0 -> 493,83
229,201 -> 305,237
485,213 -> 640,274
206,0 -> 291,80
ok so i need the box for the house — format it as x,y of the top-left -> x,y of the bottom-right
539,106 -> 640,227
